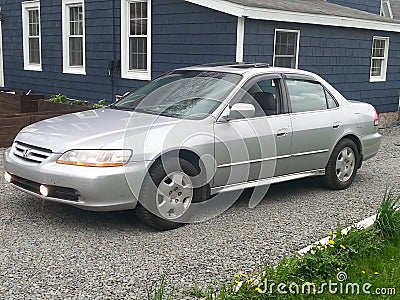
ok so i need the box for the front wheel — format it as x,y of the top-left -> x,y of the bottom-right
323,139 -> 359,190
136,157 -> 206,231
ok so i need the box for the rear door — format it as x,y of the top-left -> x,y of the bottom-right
213,74 -> 292,188
284,74 -> 342,174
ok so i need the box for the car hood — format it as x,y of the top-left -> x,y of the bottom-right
15,108 -> 182,153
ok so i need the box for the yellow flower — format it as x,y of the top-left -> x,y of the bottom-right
374,272 -> 379,275
234,280 -> 240,285
333,231 -> 337,234
329,240 -> 335,245
337,268 -> 341,272
234,274 -> 240,279
362,271 -> 366,274
306,282 -> 311,285
340,245 -> 346,250
247,279 -> 253,284
240,273 -> 247,277
255,287 -> 263,293
328,232 -> 333,236
330,245 -> 335,248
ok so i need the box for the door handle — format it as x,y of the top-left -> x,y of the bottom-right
333,122 -> 341,129
277,129 -> 288,137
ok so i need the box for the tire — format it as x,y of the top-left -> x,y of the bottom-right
323,138 -> 359,190
135,157 -> 206,231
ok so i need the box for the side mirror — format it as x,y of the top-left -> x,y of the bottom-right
221,103 -> 255,121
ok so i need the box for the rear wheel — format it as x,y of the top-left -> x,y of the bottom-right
323,139 -> 359,190
136,157 -> 205,231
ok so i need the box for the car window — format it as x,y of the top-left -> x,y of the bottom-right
114,71 -> 242,119
286,79 -> 334,113
238,78 -> 281,117
326,90 -> 339,109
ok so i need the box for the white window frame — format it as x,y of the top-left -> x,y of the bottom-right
121,0 -> 151,81
370,36 -> 389,82
62,0 -> 86,75
380,0 -> 393,19
22,1 -> 42,71
273,29 -> 300,69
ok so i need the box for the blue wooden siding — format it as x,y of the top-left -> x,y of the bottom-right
243,19 -> 400,113
1,0 -> 237,102
326,0 -> 381,15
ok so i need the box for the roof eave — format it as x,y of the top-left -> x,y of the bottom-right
186,0 -> 400,33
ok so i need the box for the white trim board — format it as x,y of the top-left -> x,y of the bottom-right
236,16 -> 245,62
186,0 -> 400,33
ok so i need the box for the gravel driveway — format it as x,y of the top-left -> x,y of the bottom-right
1,127 -> 399,299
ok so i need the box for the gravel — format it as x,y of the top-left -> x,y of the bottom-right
1,127 -> 399,299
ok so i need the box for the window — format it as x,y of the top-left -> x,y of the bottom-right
121,0 -> 151,80
380,0 -> 393,18
22,1 -> 41,71
286,79 -> 336,113
237,78 -> 282,117
62,0 -> 85,74
273,29 -> 300,69
370,37 -> 389,82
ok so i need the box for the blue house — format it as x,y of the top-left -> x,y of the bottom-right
0,0 -> 399,123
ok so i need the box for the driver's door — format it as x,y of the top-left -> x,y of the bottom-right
213,75 -> 292,188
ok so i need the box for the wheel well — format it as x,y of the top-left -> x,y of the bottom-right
150,149 -> 202,173
339,134 -> 363,168
149,149 -> 211,198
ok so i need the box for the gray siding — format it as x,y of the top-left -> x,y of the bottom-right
326,0 -> 381,15
244,19 -> 400,113
1,0 -> 237,102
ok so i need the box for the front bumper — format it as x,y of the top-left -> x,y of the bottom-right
3,148 -> 148,211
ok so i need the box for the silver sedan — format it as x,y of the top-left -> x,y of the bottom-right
3,63 -> 382,230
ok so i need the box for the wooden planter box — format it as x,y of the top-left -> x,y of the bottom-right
0,108 -> 90,148
38,100 -> 90,113
0,91 -> 44,114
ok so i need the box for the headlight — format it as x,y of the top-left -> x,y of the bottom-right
57,150 -> 132,167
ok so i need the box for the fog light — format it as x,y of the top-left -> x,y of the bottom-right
4,172 -> 12,183
39,185 -> 49,197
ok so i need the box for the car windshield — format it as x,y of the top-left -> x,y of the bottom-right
113,70 -> 242,119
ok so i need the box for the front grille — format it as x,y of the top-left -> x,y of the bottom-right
11,174 -> 80,202
13,142 -> 52,163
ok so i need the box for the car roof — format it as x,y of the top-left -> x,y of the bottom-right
179,62 -> 318,78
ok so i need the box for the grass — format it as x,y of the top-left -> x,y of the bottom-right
149,191 -> 400,299
197,190 -> 400,299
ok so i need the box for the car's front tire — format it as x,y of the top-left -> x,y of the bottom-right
323,138 -> 359,190
136,157 -> 206,231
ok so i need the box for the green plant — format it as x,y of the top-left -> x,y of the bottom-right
146,274 -> 175,300
92,99 -> 106,108
49,93 -> 68,103
375,189 -> 400,240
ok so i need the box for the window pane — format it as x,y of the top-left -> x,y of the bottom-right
130,1 -> 147,36
326,91 -> 338,109
276,32 -> 296,55
29,37 -> 40,64
70,6 -> 83,35
28,9 -> 39,37
287,80 -> 328,113
129,37 -> 147,70
275,57 -> 295,68
69,37 -> 83,66
372,39 -> 386,58
371,59 -> 383,77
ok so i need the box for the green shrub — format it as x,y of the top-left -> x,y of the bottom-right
375,189 -> 400,240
